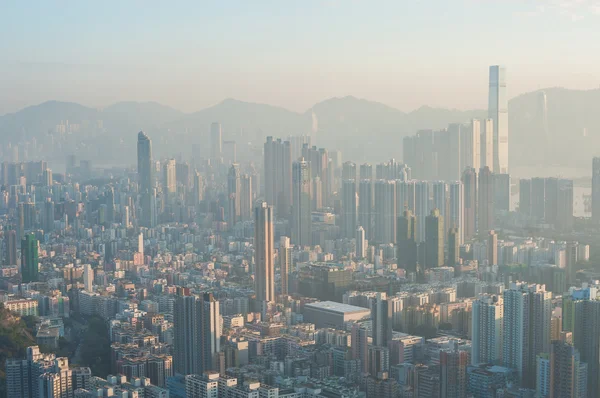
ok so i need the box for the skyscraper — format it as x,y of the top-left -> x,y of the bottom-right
448,182 -> 464,245
425,209 -> 444,269
494,174 -> 510,213
531,177 -> 546,221
356,226 -> 366,259
562,287 -> 600,396
489,65 -> 508,174
279,236 -> 292,296
371,293 -> 392,348
210,122 -> 222,160
472,294 -> 503,365
358,179 -> 373,240
447,123 -> 462,181
227,164 -> 241,225
439,349 -> 469,398
21,233 -> 39,283
503,282 -> 552,388
341,179 -> 358,239
254,201 -> 275,303
292,159 -> 312,247
239,174 -> 253,221
447,228 -> 459,266
480,118 -> 494,172
546,337 -> 588,398
83,264 -> 93,293
4,230 -> 17,266
488,230 -> 498,266
592,157 -> 600,223
462,168 -> 477,241
462,120 -> 481,171
163,158 -> 177,195
556,179 -> 574,231
478,166 -> 494,234
201,293 -> 221,373
432,182 -> 448,222
397,210 -> 418,274
137,131 -> 155,228
374,180 -> 397,244
414,181 -> 430,243
519,178 -> 532,216
173,292 -> 221,376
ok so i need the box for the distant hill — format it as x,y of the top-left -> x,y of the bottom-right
0,88 -> 598,172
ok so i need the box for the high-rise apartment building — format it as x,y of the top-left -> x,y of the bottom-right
489,65 -> 508,174
480,118 -> 494,172
494,174 -> 510,213
374,180 -> 397,244
137,131 -> 156,228
488,230 -> 498,266
358,179 -> 373,240
472,294 -> 503,365
562,287 -> 600,395
4,230 -> 17,266
462,168 -> 477,241
279,236 -> 292,296
397,210 -> 418,274
478,166 -> 494,234
83,264 -> 93,293
503,283 -> 552,388
163,159 -> 177,194
254,202 -> 275,303
173,292 -> 221,376
371,293 -> 392,348
462,120 -> 481,171
448,182 -> 464,245
291,159 -> 312,247
519,178 -> 532,216
414,181 -> 430,243
21,233 -> 39,283
592,157 -> 600,223
227,164 -> 241,225
425,209 -> 444,269
264,137 -> 292,217
356,226 -> 366,259
341,179 -> 358,239
439,349 -> 469,398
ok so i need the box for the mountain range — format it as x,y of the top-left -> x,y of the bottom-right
0,88 -> 598,174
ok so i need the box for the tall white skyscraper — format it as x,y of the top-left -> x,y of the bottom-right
138,233 -> 144,257
279,236 -> 292,296
480,118 -> 494,172
254,202 -> 275,303
462,119 -> 481,171
472,294 -> 503,365
83,264 -> 93,293
356,226 -> 366,259
489,65 -> 508,174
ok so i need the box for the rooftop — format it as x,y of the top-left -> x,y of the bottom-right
305,301 -> 370,314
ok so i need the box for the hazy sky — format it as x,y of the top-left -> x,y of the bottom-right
2,1 -> 600,115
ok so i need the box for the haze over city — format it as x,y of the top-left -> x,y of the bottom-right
2,1 -> 600,114
4,2 -> 600,398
